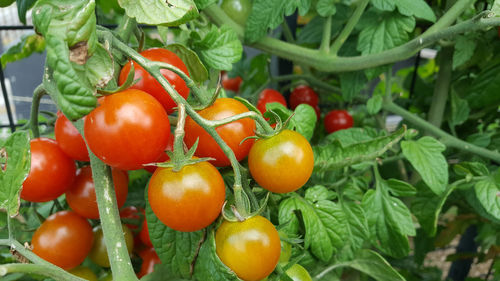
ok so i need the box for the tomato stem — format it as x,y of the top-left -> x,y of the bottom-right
427,47 -> 453,129
319,15 -> 332,54
329,0 -> 369,56
28,85 -> 46,139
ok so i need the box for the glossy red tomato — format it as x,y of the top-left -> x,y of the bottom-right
289,85 -> 319,110
184,98 -> 256,167
89,224 -> 134,267
137,247 -> 161,278
84,89 -> 171,170
144,134 -> 174,173
222,72 -> 243,93
248,130 -> 314,193
139,212 -> 153,247
66,166 -> 129,219
120,206 -> 142,230
148,161 -> 225,232
21,138 -> 76,202
324,110 -> 353,133
257,89 -> 287,115
31,211 -> 93,270
216,216 -> 281,281
54,112 -> 89,161
119,48 -> 190,114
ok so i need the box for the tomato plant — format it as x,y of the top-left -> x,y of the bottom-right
89,224 -> 134,267
139,216 -> 153,247
54,112 -> 90,161
31,211 -> 93,270
66,166 -> 129,219
21,137 -> 76,202
220,0 -> 251,26
144,134 -> 174,173
256,89 -> 287,115
84,89 -> 171,170
68,266 -> 98,281
119,48 -> 190,114
215,216 -> 281,281
324,110 -> 354,133
137,247 -> 161,278
281,264 -> 312,281
221,72 -> 243,93
289,85 -> 318,110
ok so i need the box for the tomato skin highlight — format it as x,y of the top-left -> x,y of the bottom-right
221,72 -> 243,93
137,247 -> 161,278
324,110 -> 353,133
54,113 -> 90,161
66,166 -> 129,219
215,216 -> 281,281
289,85 -> 319,110
31,211 -> 93,270
184,98 -> 256,167
248,130 -> 314,193
257,89 -> 287,115
148,161 -> 225,232
84,89 -> 171,170
119,48 -> 190,114
21,138 -> 76,202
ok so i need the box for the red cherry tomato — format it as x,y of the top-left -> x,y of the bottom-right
324,110 -> 354,133
66,166 -> 129,219
119,48 -> 190,114
139,213 -> 153,247
120,206 -> 142,230
21,138 -> 76,202
148,161 -> 225,232
184,98 -> 256,167
84,89 -> 171,170
222,72 -> 243,93
144,134 -> 174,173
215,216 -> 281,281
289,85 -> 319,110
137,247 -> 161,278
31,211 -> 93,270
54,113 -> 89,161
257,89 -> 287,115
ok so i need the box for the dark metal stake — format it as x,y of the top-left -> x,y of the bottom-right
0,65 -> 16,132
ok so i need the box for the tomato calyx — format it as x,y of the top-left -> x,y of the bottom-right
221,190 -> 270,223
98,64 -> 139,96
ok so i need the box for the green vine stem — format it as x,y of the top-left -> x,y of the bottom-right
29,85 -> 46,138
427,47 -> 453,128
281,20 -> 295,43
319,15 -> 332,54
203,1 -> 497,72
329,0 -> 370,55
422,0 -> 473,36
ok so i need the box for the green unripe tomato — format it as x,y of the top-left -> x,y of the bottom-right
281,264 -> 312,281
221,0 -> 251,26
68,266 -> 98,281
89,224 -> 134,267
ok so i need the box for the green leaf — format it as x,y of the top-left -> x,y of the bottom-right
386,179 -> 416,197
1,34 -> 45,68
449,92 -> 470,127
339,71 -> 367,102
85,43 -> 114,89
367,95 -> 383,115
453,35 -> 476,70
395,0 -> 436,22
0,131 -> 30,217
291,104 -> 317,141
370,0 -> 395,11
16,0 -> 37,24
464,61 -> 500,109
296,13 -> 347,45
245,0 -> 311,43
194,25 -> 243,70
464,187 -> 500,224
118,0 -> 198,26
166,44 -> 208,83
340,201 -> 370,254
337,249 -> 406,281
140,264 -> 192,281
194,0 -> 216,10
279,192 -> 347,262
357,10 -> 415,55
146,202 -> 204,279
314,127 -> 405,172
316,0 -> 339,17
453,162 -> 489,177
193,230 -> 241,281
492,0 -> 500,16
401,137 -> 448,195
473,177 -> 500,221
325,127 -> 379,147
305,185 -> 337,201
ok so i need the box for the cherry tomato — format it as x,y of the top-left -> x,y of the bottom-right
324,110 -> 353,133
119,48 -> 190,114
68,266 -> 98,281
84,89 -> 171,170
281,264 -> 312,281
216,216 -> 281,281
257,89 -> 287,115
248,130 -> 314,193
137,247 -> 161,278
221,0 -> 251,26
21,138 -> 76,202
120,206 -> 142,230
289,85 -> 319,110
184,98 -> 256,167
139,216 -> 153,247
148,161 -> 225,232
89,225 -> 134,267
31,211 -> 93,270
144,134 -> 174,173
222,72 -> 243,93
54,112 -> 89,162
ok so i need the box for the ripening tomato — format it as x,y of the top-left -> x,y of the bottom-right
221,0 -> 251,26
89,224 -> 134,267
281,264 -> 312,281
248,130 -> 314,193
324,110 -> 353,133
257,89 -> 287,115
137,247 -> 161,278
119,48 -> 190,114
184,98 -> 256,167
148,161 -> 225,232
68,266 -> 98,281
144,134 -> 174,173
54,112 -> 89,162
84,89 -> 171,170
289,85 -> 319,110
32,211 -> 93,270
21,138 -> 76,202
66,166 -> 129,219
216,216 -> 281,281
222,72 -> 243,93
139,216 -> 153,247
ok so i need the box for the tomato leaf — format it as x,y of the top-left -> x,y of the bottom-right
464,62 -> 500,109
145,202 -> 205,279
316,0 -> 339,17
325,127 -> 379,147
291,104 -> 317,141
340,201 -> 370,255
296,13 -> 348,45
193,0 -> 216,10
16,0 -> 36,24
1,34 -> 45,68
193,25 -> 243,71
371,0 -> 435,22
0,131 -> 30,217
118,0 -> 199,26
166,44 -> 208,83
449,92 -> 470,127
493,0 -> 500,16
386,179 -> 416,197
366,95 -> 383,115
339,71 -> 367,102
453,35 -> 476,70
279,189 -> 348,262
85,43 -> 114,89
401,137 -> 448,195
193,230 -> 241,281
473,175 -> 500,221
